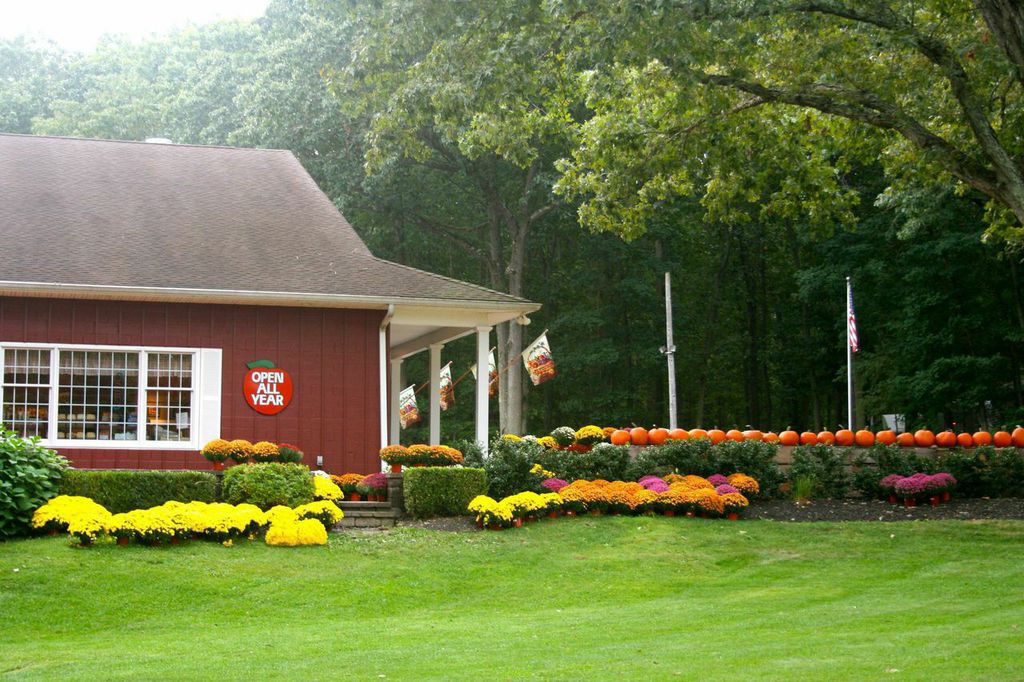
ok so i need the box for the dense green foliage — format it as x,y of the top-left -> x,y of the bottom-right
3,1 -> 1023,436
0,432 -> 67,539
537,444 -> 631,482
221,463 -> 313,510
477,438 -> 545,499
624,440 -> 783,498
854,445 -> 1024,499
790,446 -> 851,499
58,470 -> 217,513
402,467 -> 488,518
2,521 -> 1023,678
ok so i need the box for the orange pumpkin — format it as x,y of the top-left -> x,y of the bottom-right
689,428 -> 709,440
742,429 -> 763,442
876,430 -> 896,445
763,431 -> 779,443
668,428 -> 689,441
725,429 -> 744,442
935,431 -> 956,448
630,427 -> 650,446
914,430 -> 935,448
610,429 -> 631,446
854,429 -> 875,447
817,430 -> 836,445
648,428 -> 670,446
779,430 -> 800,446
993,431 -> 1012,448
835,429 -> 855,446
956,432 -> 974,448
1012,426 -> 1024,448
972,431 -> 992,446
708,429 -> 727,444
800,431 -> 818,446
896,432 -> 916,447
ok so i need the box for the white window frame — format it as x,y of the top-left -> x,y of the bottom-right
0,342 -> 221,450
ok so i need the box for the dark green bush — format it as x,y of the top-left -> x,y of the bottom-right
790,445 -> 849,499
481,438 -> 544,499
1,431 -> 68,539
451,438 -> 485,468
222,463 -> 313,509
403,467 -> 488,518
851,444 -> 935,497
710,440 -> 784,498
986,447 -> 1024,497
59,469 -> 217,513
538,444 -> 630,482
623,446 -> 675,481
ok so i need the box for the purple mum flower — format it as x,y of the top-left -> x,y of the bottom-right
542,477 -> 568,492
643,479 -> 670,493
362,472 -> 388,490
879,474 -> 904,491
708,474 -> 730,487
715,484 -> 739,495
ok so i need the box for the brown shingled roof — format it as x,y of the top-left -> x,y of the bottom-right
0,133 -> 533,309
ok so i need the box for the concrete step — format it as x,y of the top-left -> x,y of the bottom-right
335,508 -> 401,530
337,501 -> 392,511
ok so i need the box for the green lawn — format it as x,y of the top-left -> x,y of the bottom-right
1,518 -> 1022,681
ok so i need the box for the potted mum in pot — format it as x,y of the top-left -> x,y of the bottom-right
358,472 -> 388,501
201,438 -> 231,471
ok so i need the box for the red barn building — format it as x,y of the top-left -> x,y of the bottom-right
0,134 -> 538,473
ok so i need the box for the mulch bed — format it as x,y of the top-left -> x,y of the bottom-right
394,498 -> 1024,531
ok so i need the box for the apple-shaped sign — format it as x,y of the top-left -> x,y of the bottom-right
243,360 -> 293,415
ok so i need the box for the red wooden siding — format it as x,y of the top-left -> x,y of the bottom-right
0,296 -> 383,474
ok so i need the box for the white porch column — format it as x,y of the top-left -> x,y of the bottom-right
389,358 -> 402,445
429,343 -> 443,445
475,326 -> 492,454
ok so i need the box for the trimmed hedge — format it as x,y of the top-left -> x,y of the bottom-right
537,444 -> 630,482
403,467 -> 488,518
222,463 -> 313,510
59,469 -> 217,513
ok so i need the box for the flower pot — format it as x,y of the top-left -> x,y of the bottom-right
727,512 -> 740,521
564,510 -> 576,517
685,511 -> 696,518
929,496 -> 941,507
349,493 -> 362,502
212,461 -> 225,471
943,491 -> 951,502
589,509 -> 602,516
547,511 -> 558,519
116,536 -> 130,546
476,518 -> 484,529
170,537 -> 181,545
512,518 -> 523,528
487,524 -> 502,531
47,529 -> 59,537
663,510 -> 676,517
887,494 -> 898,504
391,464 -> 402,473
904,498 -> 917,508
525,515 -> 537,523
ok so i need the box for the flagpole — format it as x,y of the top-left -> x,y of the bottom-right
662,272 -> 678,430
846,276 -> 855,429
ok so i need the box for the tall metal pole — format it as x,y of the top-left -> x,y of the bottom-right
846,276 -> 855,430
663,272 -> 678,430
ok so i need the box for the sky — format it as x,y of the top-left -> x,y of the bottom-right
0,0 -> 271,52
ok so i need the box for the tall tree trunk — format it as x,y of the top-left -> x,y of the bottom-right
695,225 -> 733,426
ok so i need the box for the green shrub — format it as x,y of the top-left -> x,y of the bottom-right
623,446 -> 675,481
538,444 -> 630,482
451,438 -> 485,468
852,444 -> 936,497
0,431 -> 68,539
790,445 -> 850,499
986,447 -> 1024,497
222,463 -> 314,510
709,440 -> 784,498
59,469 -> 217,513
482,438 -> 544,499
403,467 -> 488,518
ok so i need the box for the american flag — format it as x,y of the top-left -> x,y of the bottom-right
847,281 -> 859,353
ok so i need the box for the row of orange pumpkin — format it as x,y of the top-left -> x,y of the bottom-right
608,426 -> 1024,449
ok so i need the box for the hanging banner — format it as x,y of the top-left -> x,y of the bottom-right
522,332 -> 556,386
470,350 -> 499,397
399,384 -> 420,429
439,363 -> 454,411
